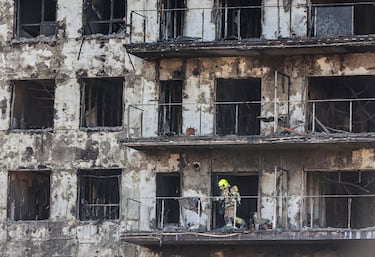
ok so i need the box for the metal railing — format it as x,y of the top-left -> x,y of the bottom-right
127,101 -> 263,138
129,5 -> 266,43
308,98 -> 375,134
80,203 -> 120,220
126,97 -> 375,139
127,2 -> 374,44
125,194 -> 375,232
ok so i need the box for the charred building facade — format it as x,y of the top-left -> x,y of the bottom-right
1,0 -> 375,256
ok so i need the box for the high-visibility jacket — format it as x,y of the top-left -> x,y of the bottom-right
221,185 -> 241,208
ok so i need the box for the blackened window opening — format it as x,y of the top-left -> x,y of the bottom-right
353,3 -> 375,35
158,80 -> 183,136
312,0 -> 375,37
306,171 -> 375,229
83,0 -> 126,35
78,169 -> 121,221
80,78 -> 123,128
220,0 -> 262,40
159,0 -> 185,40
216,78 -> 261,136
16,0 -> 57,38
8,171 -> 51,221
11,80 -> 55,130
308,76 -> 375,133
156,173 -> 180,228
212,174 -> 258,230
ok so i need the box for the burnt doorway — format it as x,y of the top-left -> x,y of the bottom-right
156,173 -> 181,228
220,0 -> 262,39
216,78 -> 261,135
212,174 -> 258,230
159,0 -> 185,40
159,80 -> 183,136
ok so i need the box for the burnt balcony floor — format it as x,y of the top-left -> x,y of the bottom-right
121,227 -> 375,246
121,132 -> 375,151
125,35 -> 375,59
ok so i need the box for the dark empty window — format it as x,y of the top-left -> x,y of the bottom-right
312,1 -> 375,37
11,80 -> 55,130
216,78 -> 261,136
220,0 -> 262,39
156,173 -> 180,228
78,169 -> 121,221
83,0 -> 126,35
159,0 -> 185,40
80,78 -> 123,128
308,76 -> 375,133
8,171 -> 50,221
306,171 -> 375,229
158,80 -> 183,136
212,174 -> 258,230
16,0 -> 57,38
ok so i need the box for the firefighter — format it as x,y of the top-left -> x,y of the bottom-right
217,178 -> 246,230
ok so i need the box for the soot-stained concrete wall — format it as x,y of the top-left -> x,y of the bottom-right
1,0 -> 375,256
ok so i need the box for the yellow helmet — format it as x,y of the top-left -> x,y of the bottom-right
218,179 -> 229,189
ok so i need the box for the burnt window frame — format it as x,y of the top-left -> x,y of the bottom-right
218,0 -> 262,40
79,77 -> 124,130
7,170 -> 51,222
10,79 -> 55,131
15,0 -> 57,39
83,0 -> 127,36
305,170 -> 375,229
158,0 -> 186,41
310,1 -> 375,37
215,78 -> 261,136
77,169 -> 121,221
307,75 -> 375,134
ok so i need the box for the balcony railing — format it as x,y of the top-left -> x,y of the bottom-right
308,98 -> 375,134
128,2 -> 375,44
129,5 -> 268,44
126,98 -> 375,140
124,194 -> 375,233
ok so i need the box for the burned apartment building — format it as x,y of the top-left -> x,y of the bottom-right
1,0 -> 375,256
